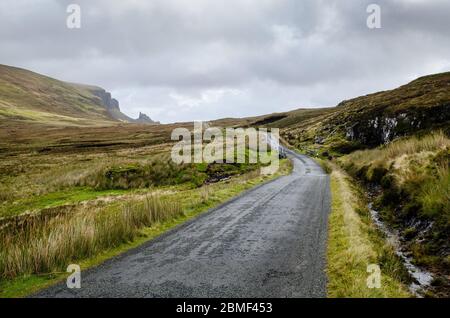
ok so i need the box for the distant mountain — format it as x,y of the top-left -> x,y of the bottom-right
135,112 -> 159,124
0,64 -> 158,126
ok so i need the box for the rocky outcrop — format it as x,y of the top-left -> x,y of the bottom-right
135,112 -> 159,124
85,87 -> 132,122
90,88 -> 120,112
344,104 -> 450,146
313,72 -> 450,148
85,87 -> 159,124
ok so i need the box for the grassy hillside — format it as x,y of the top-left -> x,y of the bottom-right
0,64 -> 121,126
259,72 -> 450,156
339,132 -> 449,296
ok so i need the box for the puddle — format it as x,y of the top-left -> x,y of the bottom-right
368,203 -> 434,297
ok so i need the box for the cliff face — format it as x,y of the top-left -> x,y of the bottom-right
87,88 -> 160,124
91,89 -> 120,111
84,87 -> 143,123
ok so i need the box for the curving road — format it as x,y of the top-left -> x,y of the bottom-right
36,152 -> 330,298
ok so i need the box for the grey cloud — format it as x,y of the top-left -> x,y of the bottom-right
0,0 -> 449,123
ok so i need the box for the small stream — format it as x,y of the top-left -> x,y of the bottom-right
368,203 -> 434,297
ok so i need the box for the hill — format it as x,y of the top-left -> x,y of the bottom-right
245,72 -> 450,156
0,64 -> 157,127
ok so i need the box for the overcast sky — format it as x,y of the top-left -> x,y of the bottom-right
1,0 -> 449,123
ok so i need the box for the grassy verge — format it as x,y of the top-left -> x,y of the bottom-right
327,165 -> 411,298
0,159 -> 292,298
339,131 -> 449,282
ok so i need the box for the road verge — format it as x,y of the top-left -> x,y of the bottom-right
326,164 -> 411,298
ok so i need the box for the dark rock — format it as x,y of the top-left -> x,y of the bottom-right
135,112 -> 159,124
90,88 -> 120,111
86,87 -> 159,124
344,104 -> 450,146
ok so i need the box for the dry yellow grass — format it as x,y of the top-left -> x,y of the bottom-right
346,131 -> 449,167
0,195 -> 182,279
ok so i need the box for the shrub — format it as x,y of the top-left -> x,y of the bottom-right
366,165 -> 388,183
419,164 -> 450,220
380,174 -> 395,189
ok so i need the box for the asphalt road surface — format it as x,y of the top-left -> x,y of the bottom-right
36,152 -> 330,298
